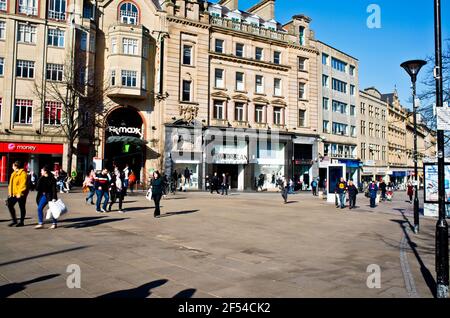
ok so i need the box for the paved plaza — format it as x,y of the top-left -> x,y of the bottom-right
0,188 -> 442,298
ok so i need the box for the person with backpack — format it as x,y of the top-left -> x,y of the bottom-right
311,179 -> 318,196
35,165 -> 58,229
7,161 -> 29,227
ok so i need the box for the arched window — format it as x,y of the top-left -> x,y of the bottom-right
119,2 -> 138,25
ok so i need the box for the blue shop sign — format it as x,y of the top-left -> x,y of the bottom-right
338,160 -> 361,168
392,171 -> 407,177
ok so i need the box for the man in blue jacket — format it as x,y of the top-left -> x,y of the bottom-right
368,180 -> 378,208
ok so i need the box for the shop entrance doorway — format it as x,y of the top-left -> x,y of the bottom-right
212,164 -> 239,189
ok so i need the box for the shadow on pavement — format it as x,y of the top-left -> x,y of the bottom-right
96,279 -> 168,298
163,197 -> 187,200
284,201 -> 298,204
0,274 -> 60,298
63,218 -> 128,229
158,210 -> 199,218
0,246 -> 89,267
59,216 -> 106,223
173,288 -> 196,298
391,218 -> 437,298
123,207 -> 154,213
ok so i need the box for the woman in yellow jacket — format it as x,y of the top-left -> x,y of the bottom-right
7,161 -> 28,227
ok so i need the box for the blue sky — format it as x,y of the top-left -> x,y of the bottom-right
232,0 -> 450,109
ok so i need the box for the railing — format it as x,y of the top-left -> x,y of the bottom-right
19,5 -> 38,15
210,16 -> 287,41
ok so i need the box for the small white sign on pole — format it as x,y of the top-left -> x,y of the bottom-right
436,107 -> 450,130
93,157 -> 102,171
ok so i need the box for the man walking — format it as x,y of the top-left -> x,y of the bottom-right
311,179 -> 318,196
368,180 -> 378,208
335,177 -> 347,209
221,173 -> 228,195
7,161 -> 28,227
379,180 -> 387,201
281,177 -> 289,204
183,167 -> 191,191
347,180 -> 358,209
210,172 -> 220,194
123,164 -> 130,196
95,168 -> 110,213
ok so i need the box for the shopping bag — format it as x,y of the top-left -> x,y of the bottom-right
145,188 -> 153,201
46,199 -> 67,220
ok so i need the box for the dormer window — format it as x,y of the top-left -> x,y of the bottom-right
119,2 -> 138,25
299,26 -> 305,45
264,19 -> 277,31
209,4 -> 222,18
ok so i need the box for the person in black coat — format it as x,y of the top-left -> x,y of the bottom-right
35,165 -> 58,229
210,172 -> 220,194
347,180 -> 358,209
151,171 -> 164,218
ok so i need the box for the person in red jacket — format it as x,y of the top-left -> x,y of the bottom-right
407,182 -> 414,203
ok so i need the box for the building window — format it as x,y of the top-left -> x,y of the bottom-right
215,39 -> 224,53
119,2 -> 138,24
110,70 -> 116,86
273,107 -> 282,125
19,0 -> 38,15
369,122 -> 374,137
331,57 -> 347,72
44,101 -> 62,125
332,78 -> 347,93
214,69 -> 224,88
382,146 -> 386,161
375,124 -> 380,138
369,105 -> 374,117
17,23 -> 37,43
0,57 -> 3,76
274,78 -> 282,96
183,45 -> 192,65
235,72 -> 244,91
213,100 -> 224,120
381,109 -> 386,120
48,28 -> 64,47
332,100 -> 347,114
349,65 -> 355,76
0,21 -> 5,39
323,97 -> 329,110
298,109 -> 306,127
273,51 -> 281,64
182,80 -> 191,101
80,32 -> 87,51
322,53 -> 328,65
46,63 -> 63,81
235,102 -> 244,121
361,102 -> 366,115
298,57 -> 306,71
111,37 -> 117,53
48,0 -> 66,20
235,43 -> 244,57
121,70 -> 137,87
255,75 -> 264,94
255,105 -> 264,123
123,38 -> 138,55
299,26 -> 305,45
332,122 -> 348,136
298,83 -> 305,99
361,143 -> 366,160
0,0 -> 6,11
322,75 -> 328,87
255,47 -> 263,61
350,85 -> 355,96
14,99 -> 33,124
382,126 -> 386,139
350,105 -> 356,116
350,126 -> 356,137
16,60 -> 34,78
323,120 -> 329,133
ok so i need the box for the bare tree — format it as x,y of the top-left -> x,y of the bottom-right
34,50 -> 111,175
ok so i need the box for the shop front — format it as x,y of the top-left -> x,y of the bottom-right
253,141 -> 286,190
0,142 -> 64,182
337,159 -> 361,184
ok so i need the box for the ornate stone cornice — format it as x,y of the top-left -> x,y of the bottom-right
166,16 -> 210,29
211,91 -> 230,100
232,94 -> 250,102
210,52 -> 290,71
253,96 -> 270,105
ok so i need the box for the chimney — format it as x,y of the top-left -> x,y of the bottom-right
247,0 -> 275,21
218,0 -> 238,11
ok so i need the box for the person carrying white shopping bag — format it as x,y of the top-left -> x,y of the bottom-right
35,166 -> 59,229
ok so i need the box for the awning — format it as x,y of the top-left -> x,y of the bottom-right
392,171 -> 407,177
106,136 -> 148,146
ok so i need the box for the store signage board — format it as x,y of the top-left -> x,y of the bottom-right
93,157 -> 103,171
423,162 -> 450,217
436,107 -> 450,130
0,142 -> 63,154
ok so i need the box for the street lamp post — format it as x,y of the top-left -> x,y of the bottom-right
434,0 -> 449,299
401,59 -> 427,234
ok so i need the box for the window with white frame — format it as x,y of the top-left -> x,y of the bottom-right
14,99 -> 33,124
235,43 -> 244,57
123,38 -> 138,55
183,45 -> 192,65
19,0 -> 38,15
255,47 -> 263,61
16,60 -> 34,78
298,57 -> 306,71
350,125 -> 356,137
48,28 -> 64,47
215,39 -> 223,53
323,97 -> 329,110
0,57 -> 3,76
80,32 -> 87,51
298,82 -> 306,99
255,75 -> 264,94
214,69 -> 224,88
273,51 -> 281,64
121,70 -> 137,87
46,63 -> 63,81
235,72 -> 244,91
350,104 -> 356,116
110,70 -> 116,86
182,80 -> 191,101
119,2 -> 138,25
350,84 -> 355,96
0,21 -> 5,39
17,24 -> 37,43
48,0 -> 66,20
213,100 -> 224,119
44,101 -> 62,125
332,122 -> 348,135
255,105 -> 264,123
322,75 -> 328,87
323,120 -> 329,133
273,107 -> 282,125
349,65 -> 355,76
299,26 -> 305,45
235,102 -> 244,121
298,109 -> 306,127
274,78 -> 282,96
111,37 -> 117,53
0,0 -> 6,11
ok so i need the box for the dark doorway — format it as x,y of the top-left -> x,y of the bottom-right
319,168 -> 327,189
212,164 -> 239,189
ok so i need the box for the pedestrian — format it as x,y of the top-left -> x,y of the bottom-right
95,168 -> 110,213
379,180 -> 387,201
109,169 -> 125,213
407,182 -> 414,203
280,177 -> 289,204
288,178 -> 295,194
368,180 -> 378,208
257,174 -> 265,191
35,165 -> 58,229
57,169 -> 68,193
184,167 -> 190,191
171,170 -> 178,194
347,180 -> 358,209
128,171 -> 136,194
83,169 -> 96,205
123,164 -> 130,196
29,171 -> 37,191
311,179 -> 318,196
150,171 -> 164,218
7,161 -> 29,227
335,177 -> 347,209
221,173 -> 228,195
211,172 -> 220,194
